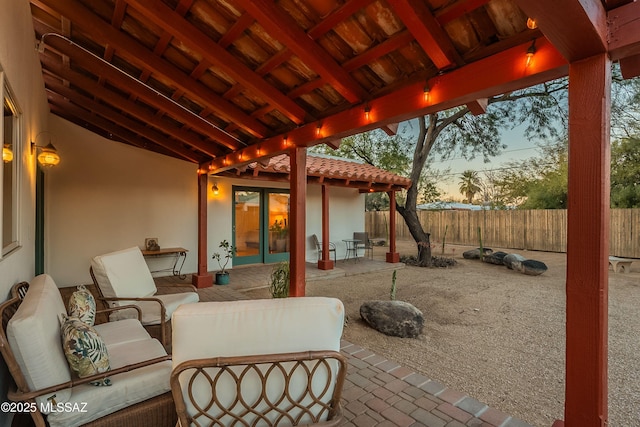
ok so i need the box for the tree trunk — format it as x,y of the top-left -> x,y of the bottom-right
397,204 -> 432,266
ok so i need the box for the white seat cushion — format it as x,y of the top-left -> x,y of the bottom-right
91,247 -> 157,300
171,298 -> 344,425
172,297 -> 344,363
93,318 -> 151,346
46,338 -> 171,427
109,292 -> 200,325
6,274 -> 72,407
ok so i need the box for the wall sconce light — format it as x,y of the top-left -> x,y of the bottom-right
525,39 -> 537,67
526,18 -> 537,30
31,132 -> 61,167
2,145 -> 13,163
283,135 -> 290,148
316,123 -> 322,137
212,183 -> 219,195
364,105 -> 371,121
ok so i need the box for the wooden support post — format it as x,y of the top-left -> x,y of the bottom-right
386,190 -> 400,263
289,146 -> 307,296
192,172 -> 213,288
561,53 -> 611,427
318,184 -> 334,270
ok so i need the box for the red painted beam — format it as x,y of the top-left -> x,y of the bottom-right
37,0 -> 268,139
387,0 -> 462,69
125,0 -> 307,125
514,0 -> 607,62
318,184 -> 335,270
563,53 -> 611,427
193,173 -> 213,288
435,0 -> 491,26
206,38 -> 567,173
237,0 -> 367,103
607,1 -> 640,61
620,54 -> 640,79
289,147 -> 307,296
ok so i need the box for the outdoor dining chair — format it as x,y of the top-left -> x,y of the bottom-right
90,246 -> 199,347
170,297 -> 348,426
311,233 -> 337,263
353,232 -> 373,259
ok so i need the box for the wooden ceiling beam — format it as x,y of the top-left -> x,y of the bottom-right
206,38 -> 568,173
343,30 -> 415,72
607,1 -> 640,61
36,0 -> 267,140
435,0 -> 491,26
466,98 -> 488,116
47,92 -> 199,163
125,0 -> 307,125
387,0 -> 462,69
43,34 -> 241,152
236,0 -> 367,103
514,0 -> 607,62
219,12 -> 254,48
307,0 -> 373,39
619,55 -> 640,79
381,123 -> 399,136
40,55 -> 222,158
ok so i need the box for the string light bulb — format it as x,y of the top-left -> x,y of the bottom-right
526,18 -> 537,30
525,39 -> 537,67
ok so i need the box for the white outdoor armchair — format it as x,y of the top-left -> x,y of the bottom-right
170,297 -> 347,426
90,246 -> 199,347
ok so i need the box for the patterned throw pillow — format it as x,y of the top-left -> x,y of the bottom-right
68,285 -> 96,326
59,314 -> 112,386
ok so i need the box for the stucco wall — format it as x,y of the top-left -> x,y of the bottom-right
46,123 -> 366,283
0,1 -> 51,425
47,116 -> 199,286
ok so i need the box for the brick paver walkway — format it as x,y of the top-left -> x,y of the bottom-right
164,261 -> 534,427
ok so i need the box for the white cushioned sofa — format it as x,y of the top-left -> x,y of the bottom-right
0,274 -> 176,427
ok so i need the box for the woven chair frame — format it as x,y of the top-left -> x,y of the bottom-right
0,282 -> 176,427
171,350 -> 347,427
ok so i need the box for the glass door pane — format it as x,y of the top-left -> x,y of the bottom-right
265,192 -> 290,263
233,189 -> 262,264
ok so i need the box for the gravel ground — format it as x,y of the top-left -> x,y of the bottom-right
244,241 -> 640,427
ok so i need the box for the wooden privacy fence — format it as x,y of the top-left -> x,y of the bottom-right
365,209 -> 640,258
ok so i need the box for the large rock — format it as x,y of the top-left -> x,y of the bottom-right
463,248 -> 493,259
360,300 -> 424,338
483,251 -> 508,265
519,259 -> 548,276
503,253 -> 526,270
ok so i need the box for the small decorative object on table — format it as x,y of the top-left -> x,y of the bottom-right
145,237 -> 160,251
212,240 -> 236,285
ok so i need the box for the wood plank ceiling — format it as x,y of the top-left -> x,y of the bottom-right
29,0 -> 638,175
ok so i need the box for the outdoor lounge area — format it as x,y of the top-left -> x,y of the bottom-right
2,0 -> 640,426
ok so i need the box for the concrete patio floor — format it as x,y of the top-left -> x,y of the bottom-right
172,253 -> 533,427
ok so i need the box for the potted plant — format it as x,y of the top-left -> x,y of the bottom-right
212,239 -> 236,285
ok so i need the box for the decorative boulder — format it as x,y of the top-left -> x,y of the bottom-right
519,259 -> 548,276
483,251 -> 508,265
360,301 -> 424,338
463,248 -> 493,259
503,253 -> 527,270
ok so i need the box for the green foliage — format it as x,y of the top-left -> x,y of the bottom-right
390,270 -> 397,301
212,240 -> 236,274
269,261 -> 290,298
611,137 -> 640,208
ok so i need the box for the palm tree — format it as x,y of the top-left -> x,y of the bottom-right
459,170 -> 481,203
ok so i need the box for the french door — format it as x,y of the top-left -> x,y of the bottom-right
233,187 -> 290,265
